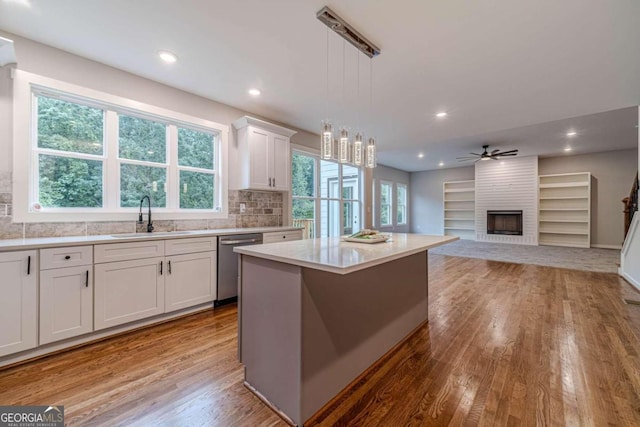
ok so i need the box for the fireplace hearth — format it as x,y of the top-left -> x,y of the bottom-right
487,210 -> 523,235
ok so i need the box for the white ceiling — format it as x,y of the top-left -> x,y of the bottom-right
0,0 -> 638,172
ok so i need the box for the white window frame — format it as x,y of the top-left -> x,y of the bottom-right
291,145 -> 363,237
379,180 -> 393,228
396,183 -> 408,225
13,70 -> 229,222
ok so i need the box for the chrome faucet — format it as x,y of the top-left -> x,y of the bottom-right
138,195 -> 154,233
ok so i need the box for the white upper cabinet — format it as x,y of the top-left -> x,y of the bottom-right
233,116 -> 297,191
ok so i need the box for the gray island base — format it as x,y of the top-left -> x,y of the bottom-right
235,233 -> 457,426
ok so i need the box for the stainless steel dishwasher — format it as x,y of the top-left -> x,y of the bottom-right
216,233 -> 262,306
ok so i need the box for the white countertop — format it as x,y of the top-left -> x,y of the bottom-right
0,226 -> 302,251
234,233 -> 458,274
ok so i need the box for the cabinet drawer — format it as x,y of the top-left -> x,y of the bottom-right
40,246 -> 93,270
262,230 -> 303,244
95,240 -> 165,264
165,237 -> 217,256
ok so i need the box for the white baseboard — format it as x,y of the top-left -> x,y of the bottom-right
621,271 -> 640,292
591,244 -> 622,250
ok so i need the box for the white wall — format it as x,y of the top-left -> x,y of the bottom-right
0,31 -> 319,186
539,148 -> 638,248
410,166 -> 474,235
475,156 -> 539,245
373,165 -> 411,232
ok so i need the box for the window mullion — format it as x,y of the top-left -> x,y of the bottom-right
105,110 -> 119,210
167,125 -> 178,210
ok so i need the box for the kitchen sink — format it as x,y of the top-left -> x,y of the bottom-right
110,231 -> 193,238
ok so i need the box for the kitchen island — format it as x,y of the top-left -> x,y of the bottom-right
234,233 -> 457,426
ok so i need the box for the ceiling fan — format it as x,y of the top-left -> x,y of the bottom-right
457,145 -> 518,162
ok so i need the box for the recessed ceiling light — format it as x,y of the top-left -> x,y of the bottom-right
158,51 -> 178,64
248,88 -> 261,97
418,153 -> 424,158
438,161 -> 444,167
564,147 -> 572,152
566,131 -> 577,137
436,112 -> 448,118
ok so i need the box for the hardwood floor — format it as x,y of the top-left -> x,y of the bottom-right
1,254 -> 639,426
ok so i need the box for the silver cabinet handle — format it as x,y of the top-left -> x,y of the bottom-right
220,239 -> 261,245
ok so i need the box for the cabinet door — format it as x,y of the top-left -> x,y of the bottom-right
248,128 -> 271,190
40,266 -> 93,344
272,134 -> 290,191
94,257 -> 165,330
0,251 -> 37,357
165,251 -> 217,313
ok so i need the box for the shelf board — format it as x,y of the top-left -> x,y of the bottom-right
539,208 -> 589,211
539,196 -> 588,200
444,218 -> 475,221
539,230 -> 588,235
444,209 -> 475,212
539,219 -> 588,223
444,188 -> 475,193
539,182 -> 588,188
539,240 -> 590,248
444,198 -> 475,202
444,227 -> 476,231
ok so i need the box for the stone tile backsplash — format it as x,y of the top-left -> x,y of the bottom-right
0,170 -> 283,240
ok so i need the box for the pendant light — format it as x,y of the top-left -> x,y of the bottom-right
353,132 -> 363,166
321,27 -> 333,160
366,57 -> 377,168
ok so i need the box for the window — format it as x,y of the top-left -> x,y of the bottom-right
292,149 -> 362,238
397,184 -> 407,225
13,70 -> 228,222
380,182 -> 392,227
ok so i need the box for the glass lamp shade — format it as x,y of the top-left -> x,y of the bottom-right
366,137 -> 377,168
321,122 -> 333,159
339,128 -> 349,163
353,132 -> 363,166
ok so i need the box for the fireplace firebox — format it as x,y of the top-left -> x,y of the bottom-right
487,210 -> 523,235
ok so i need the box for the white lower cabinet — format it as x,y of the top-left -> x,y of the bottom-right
40,266 -> 93,344
94,256 -> 165,330
0,250 -> 37,357
165,251 -> 217,312
39,246 -> 94,345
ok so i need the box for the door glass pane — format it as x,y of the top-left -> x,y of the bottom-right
178,127 -> 214,170
119,115 -> 166,163
292,198 -> 315,239
292,153 -> 316,197
341,165 -> 360,200
120,164 -> 167,207
37,96 -> 104,155
180,170 -> 214,209
39,155 -> 103,208
320,199 -> 341,237
320,160 -> 340,198
343,201 -> 361,235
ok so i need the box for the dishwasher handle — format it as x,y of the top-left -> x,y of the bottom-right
219,238 -> 261,245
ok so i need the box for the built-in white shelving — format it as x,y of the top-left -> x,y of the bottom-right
538,172 -> 591,248
443,180 -> 475,240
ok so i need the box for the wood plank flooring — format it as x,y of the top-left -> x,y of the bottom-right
1,254 -> 640,426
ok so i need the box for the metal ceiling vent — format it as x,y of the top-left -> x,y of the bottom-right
316,6 -> 381,58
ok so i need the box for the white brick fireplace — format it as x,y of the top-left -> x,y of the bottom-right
475,156 -> 539,245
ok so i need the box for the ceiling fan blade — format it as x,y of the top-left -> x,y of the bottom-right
491,149 -> 500,154
497,149 -> 519,155
498,153 -> 518,157
469,152 -> 482,156
456,157 -> 477,160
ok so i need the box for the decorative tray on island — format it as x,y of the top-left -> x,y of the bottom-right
342,230 -> 390,244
